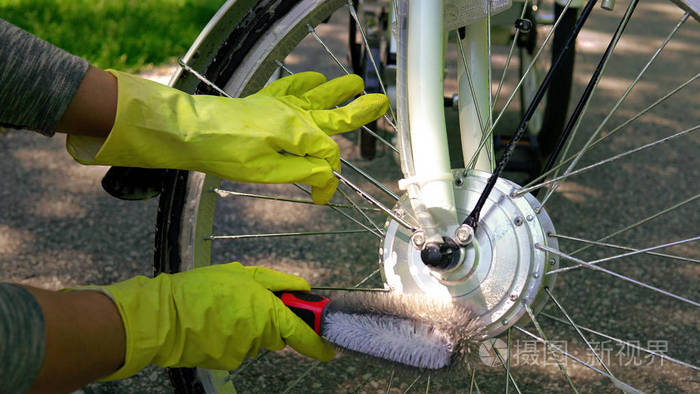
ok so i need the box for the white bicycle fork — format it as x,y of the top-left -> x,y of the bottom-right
398,0 -> 495,239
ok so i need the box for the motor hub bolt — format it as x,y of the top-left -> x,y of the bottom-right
411,231 -> 426,249
455,225 -> 474,246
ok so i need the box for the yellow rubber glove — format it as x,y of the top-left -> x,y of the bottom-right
66,71 -> 389,204
76,262 -> 335,381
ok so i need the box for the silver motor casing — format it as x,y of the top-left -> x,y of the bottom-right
381,169 -> 559,338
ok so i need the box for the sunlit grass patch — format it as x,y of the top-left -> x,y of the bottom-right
1,0 -> 222,71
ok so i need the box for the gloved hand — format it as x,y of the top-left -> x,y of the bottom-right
74,262 -> 335,380
66,70 -> 389,204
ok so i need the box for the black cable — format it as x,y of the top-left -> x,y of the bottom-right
464,0 -> 598,230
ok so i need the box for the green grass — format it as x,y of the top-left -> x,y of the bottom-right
1,0 -> 223,72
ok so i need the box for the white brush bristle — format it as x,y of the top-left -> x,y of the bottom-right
322,292 -> 483,370
323,311 -> 453,369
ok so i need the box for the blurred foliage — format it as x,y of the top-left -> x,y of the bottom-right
0,0 -> 222,71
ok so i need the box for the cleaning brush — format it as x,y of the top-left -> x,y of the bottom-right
277,291 -> 482,370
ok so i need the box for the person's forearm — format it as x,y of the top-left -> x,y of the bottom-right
21,286 -> 126,393
55,65 -> 117,138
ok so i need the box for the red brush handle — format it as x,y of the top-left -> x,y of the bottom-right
276,292 -> 331,334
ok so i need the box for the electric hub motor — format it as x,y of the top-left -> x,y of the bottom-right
380,169 -> 560,338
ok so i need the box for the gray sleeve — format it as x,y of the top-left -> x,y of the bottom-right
0,283 -> 46,394
0,18 -> 89,136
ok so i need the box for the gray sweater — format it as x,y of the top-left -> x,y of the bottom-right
1,18 -> 89,393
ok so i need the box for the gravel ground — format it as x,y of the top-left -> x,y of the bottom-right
1,0 -> 698,393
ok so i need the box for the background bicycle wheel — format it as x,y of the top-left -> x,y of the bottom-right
0,0 -> 697,393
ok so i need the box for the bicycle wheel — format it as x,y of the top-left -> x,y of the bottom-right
155,0 -> 699,392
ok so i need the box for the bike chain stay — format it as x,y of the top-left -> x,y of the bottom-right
464,0 -> 598,231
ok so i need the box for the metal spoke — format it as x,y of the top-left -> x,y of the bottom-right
293,184 -> 384,239
336,187 -> 384,235
545,288 -> 615,376
341,157 -> 400,200
569,193 -> 700,256
283,360 -> 322,393
540,312 -> 700,372
492,0 -> 530,112
522,72 -> 700,189
347,0 -> 397,123
352,370 -> 378,393
517,324 -> 651,392
467,0 -> 574,166
456,31 -> 490,169
208,229 -> 368,240
311,286 -> 387,292
307,24 -> 351,73
550,233 -> 700,264
470,367 -> 481,394
213,188 -> 381,212
228,349 -> 272,380
548,236 -> 700,274
275,58 -> 294,75
385,369 -> 395,394
492,343 -> 522,394
538,10 -> 687,208
513,326 -> 615,381
357,124 -> 399,153
334,171 -> 418,232
505,327 -> 512,394
307,24 -> 398,131
178,58 -> 231,97
514,327 -> 652,394
353,267 -> 381,288
275,59 -> 399,153
515,125 -> 699,196
487,0 -> 493,129
524,305 -> 579,393
403,373 -> 423,393
538,244 -> 700,307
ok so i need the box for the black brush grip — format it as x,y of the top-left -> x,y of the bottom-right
287,306 -> 317,329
